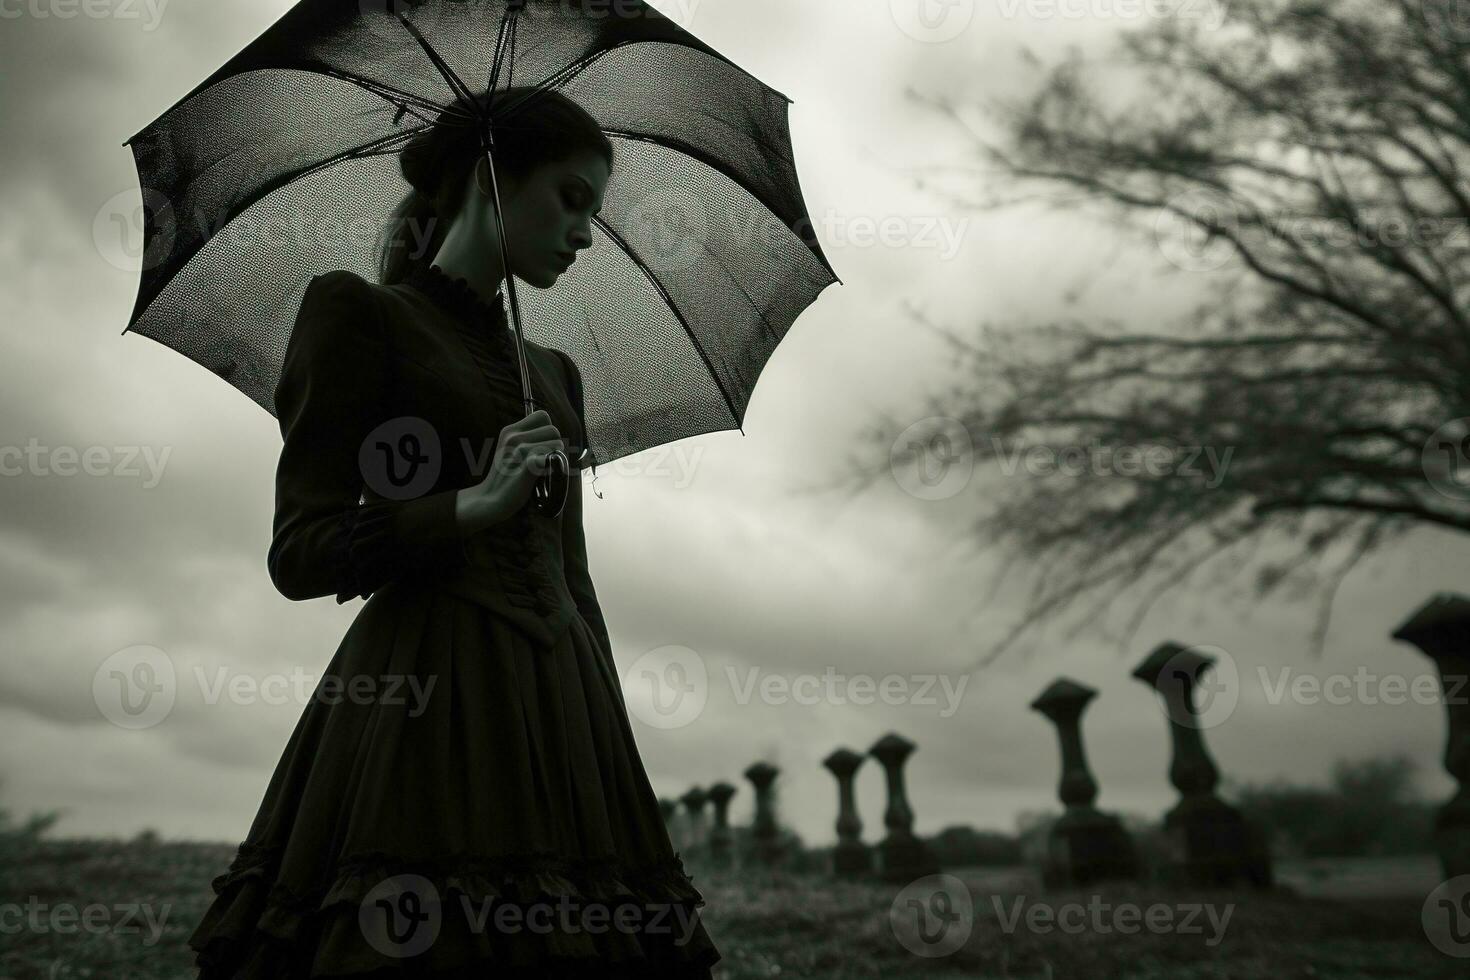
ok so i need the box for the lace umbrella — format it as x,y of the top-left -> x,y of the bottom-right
121,0 -> 841,480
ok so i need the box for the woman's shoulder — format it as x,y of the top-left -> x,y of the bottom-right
305,267 -> 375,296
277,272 -> 386,398
295,269 -> 382,328
302,271 -> 575,380
295,270 -> 379,320
300,269 -> 426,338
292,269 -> 381,341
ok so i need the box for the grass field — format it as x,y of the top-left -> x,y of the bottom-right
0,838 -> 1461,979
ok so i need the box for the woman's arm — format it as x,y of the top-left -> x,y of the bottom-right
267,270 -> 471,603
555,349 -> 615,656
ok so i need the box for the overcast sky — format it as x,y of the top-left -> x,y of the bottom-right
1,0 -> 1466,852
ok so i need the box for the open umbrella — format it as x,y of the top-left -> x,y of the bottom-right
121,0 -> 840,506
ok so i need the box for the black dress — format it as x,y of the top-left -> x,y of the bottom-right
187,263 -> 720,978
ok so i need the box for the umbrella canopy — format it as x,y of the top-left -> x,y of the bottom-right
121,0 -> 841,470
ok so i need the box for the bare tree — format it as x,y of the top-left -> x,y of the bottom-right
862,0 -> 1470,662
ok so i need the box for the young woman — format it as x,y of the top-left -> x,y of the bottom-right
187,87 -> 721,979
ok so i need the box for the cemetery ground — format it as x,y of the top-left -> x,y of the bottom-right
0,836 -> 1460,979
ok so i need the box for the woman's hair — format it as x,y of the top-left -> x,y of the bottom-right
378,85 -> 613,285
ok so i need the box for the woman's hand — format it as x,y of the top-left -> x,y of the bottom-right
455,409 -> 565,532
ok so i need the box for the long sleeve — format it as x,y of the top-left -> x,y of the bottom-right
267,270 -> 470,603
555,349 -> 615,657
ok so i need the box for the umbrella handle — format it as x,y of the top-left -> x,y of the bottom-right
402,3 -> 565,522
531,449 -> 570,517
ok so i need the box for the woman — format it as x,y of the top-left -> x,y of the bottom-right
187,87 -> 721,979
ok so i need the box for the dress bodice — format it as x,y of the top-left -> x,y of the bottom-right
268,267 -> 610,654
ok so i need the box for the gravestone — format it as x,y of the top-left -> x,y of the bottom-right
868,732 -> 940,882
822,747 -> 872,876
1392,594 -> 1470,879
680,786 -> 709,854
1132,642 -> 1272,888
743,762 -> 783,864
1030,678 -> 1138,886
705,782 -> 737,868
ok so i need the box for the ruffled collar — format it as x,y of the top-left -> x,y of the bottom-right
403,262 -> 511,339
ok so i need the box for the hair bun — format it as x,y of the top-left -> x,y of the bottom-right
398,133 -> 436,192
400,105 -> 482,197
381,85 -> 609,286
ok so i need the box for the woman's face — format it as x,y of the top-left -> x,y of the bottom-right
490,147 -> 610,289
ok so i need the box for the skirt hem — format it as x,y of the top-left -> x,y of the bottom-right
189,845 -> 718,978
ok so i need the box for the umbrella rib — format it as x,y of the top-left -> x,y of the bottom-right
615,114 -> 795,168
317,67 -> 459,122
123,123 -> 431,333
601,128 -> 840,285
393,13 -> 481,115
124,66 -> 456,148
529,36 -> 796,108
705,245 -> 783,347
584,38 -> 795,106
591,214 -> 744,435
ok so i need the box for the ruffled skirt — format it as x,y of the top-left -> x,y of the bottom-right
187,582 -> 719,977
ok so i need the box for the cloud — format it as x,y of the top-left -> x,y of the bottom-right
0,0 -> 1463,854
